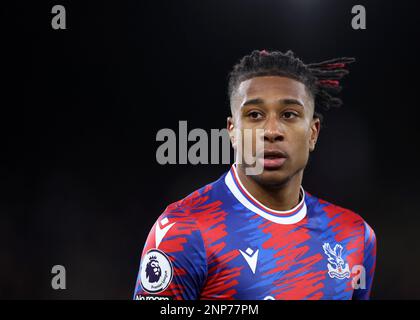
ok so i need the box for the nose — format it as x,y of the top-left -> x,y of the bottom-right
263,114 -> 284,143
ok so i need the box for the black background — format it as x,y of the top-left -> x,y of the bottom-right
2,0 -> 420,299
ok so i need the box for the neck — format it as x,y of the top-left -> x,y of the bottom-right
235,165 -> 303,211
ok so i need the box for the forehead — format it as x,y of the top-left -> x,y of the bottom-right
235,76 -> 310,103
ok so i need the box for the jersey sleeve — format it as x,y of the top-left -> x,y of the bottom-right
133,204 -> 208,300
352,221 -> 377,300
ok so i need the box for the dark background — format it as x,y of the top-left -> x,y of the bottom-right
2,0 -> 420,299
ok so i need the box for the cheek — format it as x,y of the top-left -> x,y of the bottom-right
290,128 -> 311,158
236,125 -> 261,146
291,125 -> 310,144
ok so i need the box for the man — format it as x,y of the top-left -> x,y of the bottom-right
133,50 -> 376,300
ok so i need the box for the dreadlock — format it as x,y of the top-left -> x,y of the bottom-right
227,49 -> 355,123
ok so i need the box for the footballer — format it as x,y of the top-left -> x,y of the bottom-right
133,50 -> 376,300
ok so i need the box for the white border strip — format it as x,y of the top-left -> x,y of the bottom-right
224,170 -> 307,225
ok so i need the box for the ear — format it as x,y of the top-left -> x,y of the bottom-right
309,117 -> 321,152
227,116 -> 236,149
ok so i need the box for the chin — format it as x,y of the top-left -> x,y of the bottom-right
252,169 -> 292,188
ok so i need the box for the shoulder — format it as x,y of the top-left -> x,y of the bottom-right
161,173 -> 226,222
307,191 -> 375,238
144,176 -> 229,256
144,182 -> 218,253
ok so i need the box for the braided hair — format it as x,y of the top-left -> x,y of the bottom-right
227,50 -> 355,123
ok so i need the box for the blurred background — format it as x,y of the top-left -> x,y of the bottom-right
2,0 -> 420,299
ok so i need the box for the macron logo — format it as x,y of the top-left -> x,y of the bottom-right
155,217 -> 176,248
239,247 -> 259,274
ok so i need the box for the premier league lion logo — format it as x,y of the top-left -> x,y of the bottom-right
140,249 -> 173,293
145,255 -> 162,283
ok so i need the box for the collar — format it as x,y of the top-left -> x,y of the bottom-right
224,164 -> 307,224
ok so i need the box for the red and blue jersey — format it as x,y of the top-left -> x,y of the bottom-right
134,165 -> 376,300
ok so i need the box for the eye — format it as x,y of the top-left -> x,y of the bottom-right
282,111 -> 298,119
248,111 -> 263,120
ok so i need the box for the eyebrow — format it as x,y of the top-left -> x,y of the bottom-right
242,98 -> 305,108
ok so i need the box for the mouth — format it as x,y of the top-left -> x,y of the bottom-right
258,149 -> 288,170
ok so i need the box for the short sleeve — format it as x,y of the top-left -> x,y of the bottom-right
133,206 -> 207,300
352,221 -> 377,300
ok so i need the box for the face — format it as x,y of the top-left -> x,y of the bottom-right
228,76 -> 320,187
